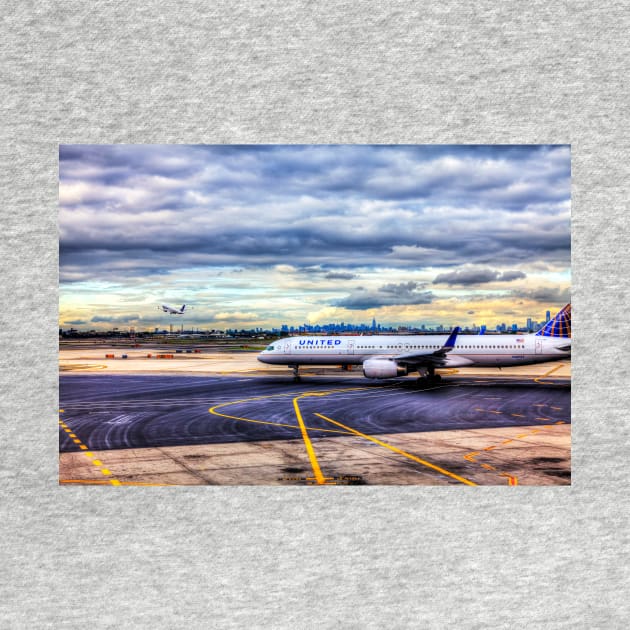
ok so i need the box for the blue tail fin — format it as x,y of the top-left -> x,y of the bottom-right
442,326 -> 460,351
536,304 -> 571,337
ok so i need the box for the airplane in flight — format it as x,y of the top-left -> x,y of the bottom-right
159,304 -> 187,315
258,304 -> 571,383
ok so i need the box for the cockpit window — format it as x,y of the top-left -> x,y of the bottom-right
266,345 -> 274,351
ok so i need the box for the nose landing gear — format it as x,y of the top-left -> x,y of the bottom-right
291,365 -> 301,383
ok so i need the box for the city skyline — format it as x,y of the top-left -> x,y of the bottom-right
60,310 -> 557,337
59,145 -> 570,331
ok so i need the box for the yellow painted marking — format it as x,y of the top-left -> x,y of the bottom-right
59,412 -> 123,485
534,363 -> 564,383
293,397 -> 329,485
555,421 -> 566,425
516,433 -> 529,439
316,413 -> 477,486
535,417 -> 551,422
212,384 -> 409,484
59,479 -> 109,485
208,385 -> 387,436
481,464 -> 496,471
60,479 -> 171,486
530,429 -> 542,434
489,410 -> 503,415
483,445 -> 497,451
474,408 -> 485,412
499,473 -> 519,486
511,413 -> 525,418
501,439 -> 513,445
533,403 -> 546,407
551,406 -> 562,410
209,405 -> 349,435
464,451 -> 480,462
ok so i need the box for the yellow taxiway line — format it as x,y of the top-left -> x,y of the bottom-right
314,412 -> 477,486
59,479 -> 172,486
293,395 -> 335,485
533,363 -> 565,384
208,386 -> 395,485
59,416 -> 121,486
208,402 -> 350,436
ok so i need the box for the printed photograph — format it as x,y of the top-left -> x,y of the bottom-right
59,145 -> 571,485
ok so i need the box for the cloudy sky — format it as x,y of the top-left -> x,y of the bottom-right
59,144 -> 570,331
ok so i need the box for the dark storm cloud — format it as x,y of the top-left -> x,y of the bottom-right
336,282 -> 434,310
433,268 -> 527,285
91,314 -> 141,323
59,144 -> 570,283
434,268 -> 500,285
499,270 -> 527,282
324,271 -> 357,280
513,287 -> 571,303
63,319 -> 88,325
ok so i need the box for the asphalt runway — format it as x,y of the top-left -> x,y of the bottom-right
59,373 -> 570,453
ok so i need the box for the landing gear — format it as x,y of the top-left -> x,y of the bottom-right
416,366 -> 442,385
291,365 -> 301,383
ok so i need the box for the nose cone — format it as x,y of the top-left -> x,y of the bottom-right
554,340 -> 571,354
257,352 -> 269,363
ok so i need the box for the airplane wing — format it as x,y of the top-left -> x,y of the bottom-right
393,327 -> 460,367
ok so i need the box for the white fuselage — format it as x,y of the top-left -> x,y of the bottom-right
162,304 -> 185,314
258,333 -> 571,369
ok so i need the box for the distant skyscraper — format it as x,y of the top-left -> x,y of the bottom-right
371,317 -> 376,331
546,310 -> 551,322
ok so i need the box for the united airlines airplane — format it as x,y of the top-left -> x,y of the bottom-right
258,304 -> 571,382
159,304 -> 186,315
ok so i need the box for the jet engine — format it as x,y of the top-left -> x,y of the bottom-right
362,358 -> 408,379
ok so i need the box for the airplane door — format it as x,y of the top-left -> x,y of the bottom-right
347,340 -> 354,355
535,338 -> 543,354
284,341 -> 291,354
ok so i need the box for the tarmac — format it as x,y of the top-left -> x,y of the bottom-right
59,346 -> 571,486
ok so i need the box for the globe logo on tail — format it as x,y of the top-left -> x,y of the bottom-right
536,304 -> 571,338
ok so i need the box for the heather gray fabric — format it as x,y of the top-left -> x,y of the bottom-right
2,2 -> 629,628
